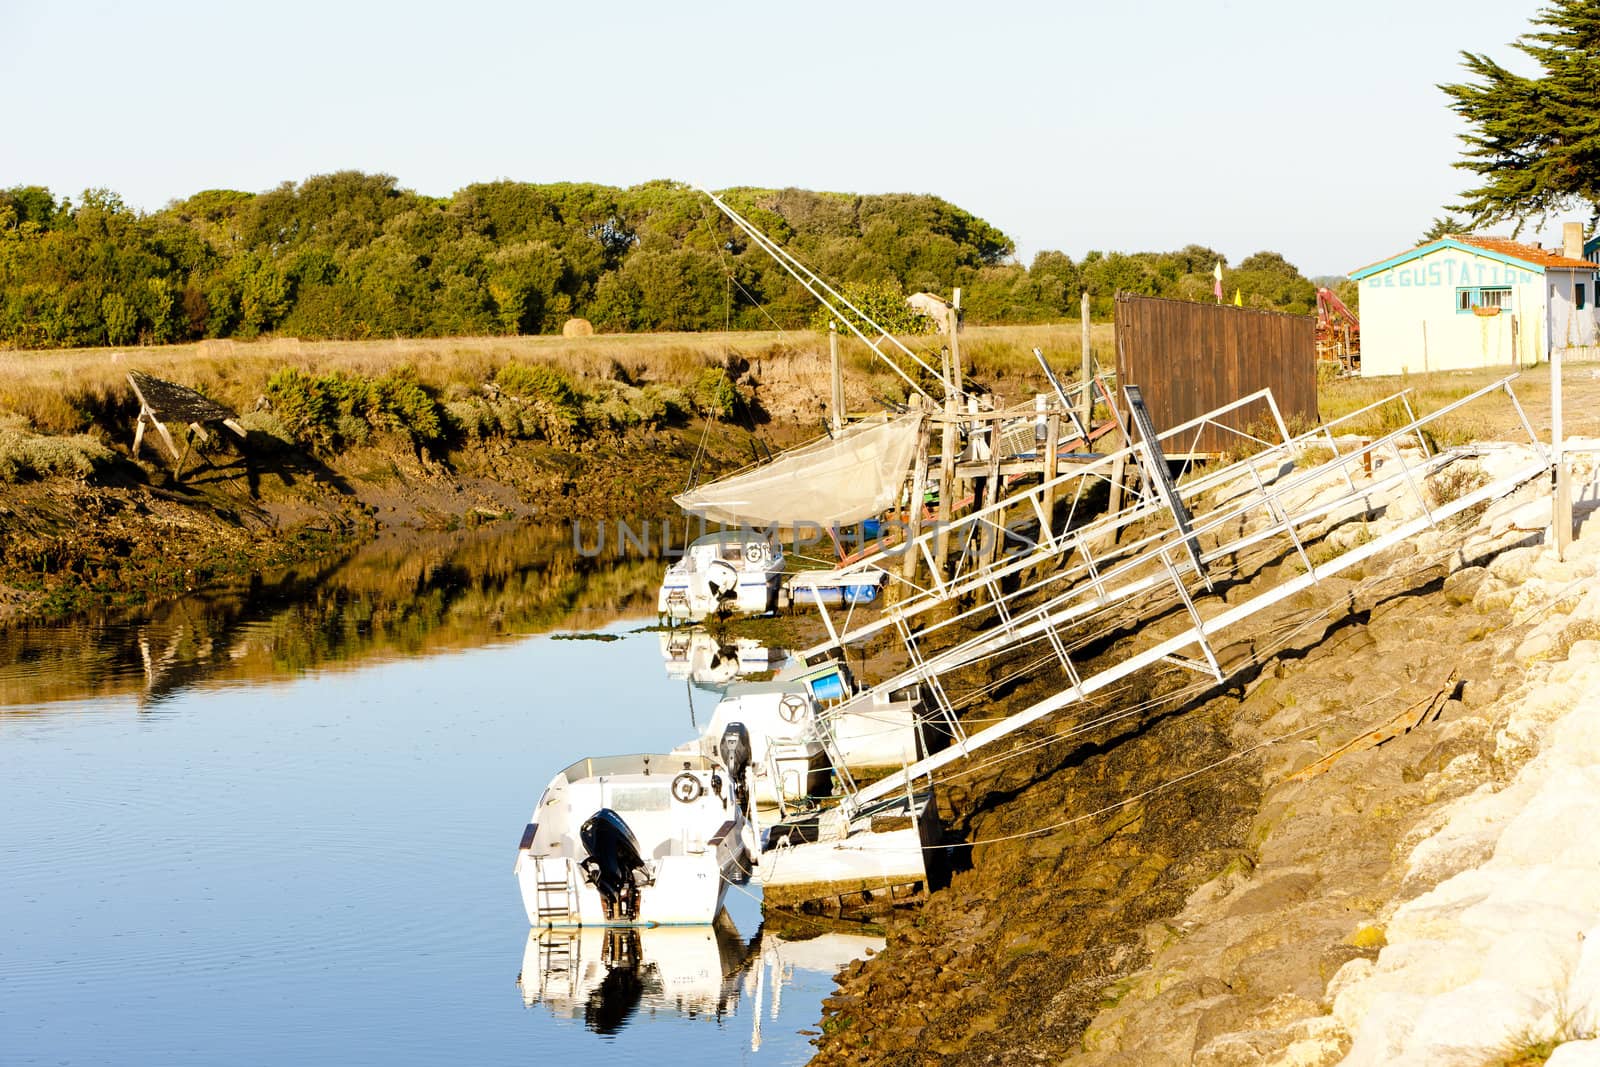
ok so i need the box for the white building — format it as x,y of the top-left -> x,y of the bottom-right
1349,224 -> 1597,377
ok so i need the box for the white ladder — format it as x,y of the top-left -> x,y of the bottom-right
532,855 -> 578,925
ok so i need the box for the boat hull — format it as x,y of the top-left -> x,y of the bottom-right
759,795 -> 939,914
517,849 -> 740,927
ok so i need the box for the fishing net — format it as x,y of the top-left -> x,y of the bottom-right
674,415 -> 922,528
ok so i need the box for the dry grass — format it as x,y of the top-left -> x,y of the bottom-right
0,323 -> 1118,434
1318,365 -> 1537,447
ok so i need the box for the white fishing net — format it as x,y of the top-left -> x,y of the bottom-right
674,415 -> 922,528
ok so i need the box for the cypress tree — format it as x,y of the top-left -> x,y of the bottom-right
1440,0 -> 1600,232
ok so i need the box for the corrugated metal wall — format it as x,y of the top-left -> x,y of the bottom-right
1114,294 -> 1317,454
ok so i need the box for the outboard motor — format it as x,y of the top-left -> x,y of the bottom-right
703,559 -> 739,604
719,722 -> 753,812
578,808 -> 650,921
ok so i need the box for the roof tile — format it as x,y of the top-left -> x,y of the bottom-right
1458,235 -> 1595,270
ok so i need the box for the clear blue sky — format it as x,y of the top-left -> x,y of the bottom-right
2,0 -> 1558,278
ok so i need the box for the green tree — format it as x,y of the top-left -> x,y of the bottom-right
1441,0 -> 1600,231
1419,215 -> 1469,243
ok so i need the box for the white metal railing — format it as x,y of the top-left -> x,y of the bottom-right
831,375 -> 1547,817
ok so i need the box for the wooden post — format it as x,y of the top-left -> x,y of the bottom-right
1043,409 -> 1060,540
1108,453 -> 1128,517
902,409 -> 931,582
948,288 -> 963,396
983,399 -> 1003,564
1079,291 -> 1093,430
935,395 -> 957,571
1554,343 -> 1571,560
829,321 -> 845,432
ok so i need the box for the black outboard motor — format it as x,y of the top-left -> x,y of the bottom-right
719,722 -> 752,812
578,808 -> 650,921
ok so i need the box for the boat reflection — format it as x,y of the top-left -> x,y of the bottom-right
659,629 -> 787,691
518,912 -> 756,1030
517,913 -> 884,1044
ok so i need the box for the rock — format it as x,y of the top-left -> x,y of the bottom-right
1546,1041 -> 1600,1067
1470,577 -> 1518,614
1344,924 -> 1387,951
1515,630 -> 1556,663
1460,676 -> 1504,709
1488,544 -> 1544,584
1442,566 -> 1488,605
1226,872 -> 1320,918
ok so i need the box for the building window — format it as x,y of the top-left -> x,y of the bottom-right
1579,283 -> 1588,311
1456,286 -> 1512,312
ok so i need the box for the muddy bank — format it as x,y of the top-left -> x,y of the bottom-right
0,416 -> 773,629
803,459 -> 1573,1065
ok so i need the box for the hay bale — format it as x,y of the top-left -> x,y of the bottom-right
562,318 -> 595,337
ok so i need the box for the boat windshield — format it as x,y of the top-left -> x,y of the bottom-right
558,753 -> 715,781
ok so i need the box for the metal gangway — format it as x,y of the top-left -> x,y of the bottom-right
802,375 -> 1549,820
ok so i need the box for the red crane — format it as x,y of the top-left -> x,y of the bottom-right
1315,287 -> 1360,372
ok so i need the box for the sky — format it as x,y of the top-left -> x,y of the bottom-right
0,0 -> 1563,279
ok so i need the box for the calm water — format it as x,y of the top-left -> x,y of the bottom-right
0,528 -> 874,1066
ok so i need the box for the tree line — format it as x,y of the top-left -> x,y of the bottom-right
0,175 -> 1329,349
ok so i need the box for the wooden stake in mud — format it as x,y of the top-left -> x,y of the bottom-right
983,398 -> 1004,564
948,289 -> 963,397
935,395 -> 957,571
1080,291 -> 1093,430
901,408 -> 932,582
829,321 -> 845,432
1043,408 -> 1060,539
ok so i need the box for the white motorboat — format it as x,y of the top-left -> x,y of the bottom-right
658,531 -> 785,623
759,791 -> 941,913
675,662 -> 920,812
514,732 -> 758,927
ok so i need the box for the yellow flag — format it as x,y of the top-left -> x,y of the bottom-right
1232,289 -> 1243,307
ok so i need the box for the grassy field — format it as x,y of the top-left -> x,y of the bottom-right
2,323 -> 1594,448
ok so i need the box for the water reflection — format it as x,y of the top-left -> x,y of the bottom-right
660,628 -> 788,691
0,522 -> 665,709
520,913 -> 756,1030
518,912 -> 883,1047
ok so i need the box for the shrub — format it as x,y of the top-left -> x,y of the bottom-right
583,389 -> 640,431
0,428 -> 115,482
692,366 -> 739,420
496,362 -> 577,410
641,384 -> 691,424
236,410 -> 298,449
443,400 -> 489,440
495,362 -> 581,441
1427,463 -> 1489,506
264,366 -> 445,451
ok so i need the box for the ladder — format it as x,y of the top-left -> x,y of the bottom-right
532,855 -> 579,925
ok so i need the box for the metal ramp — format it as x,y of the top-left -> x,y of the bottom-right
796,386 -> 1310,659
804,375 -> 1549,820
797,377 -> 1536,676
